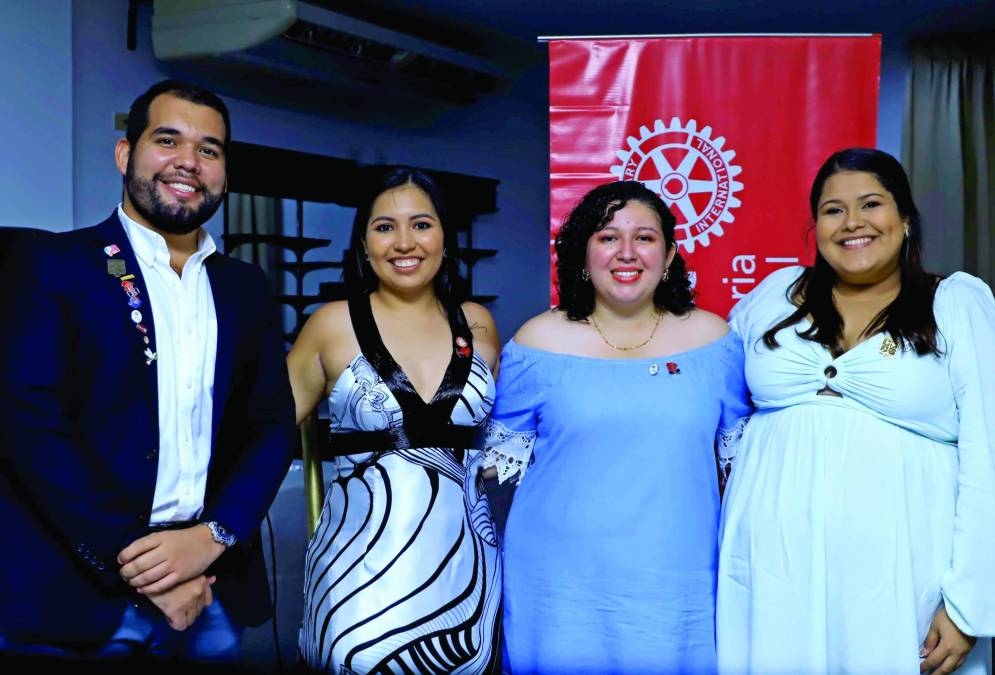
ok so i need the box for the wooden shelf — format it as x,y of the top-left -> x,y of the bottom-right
227,141 -> 500,215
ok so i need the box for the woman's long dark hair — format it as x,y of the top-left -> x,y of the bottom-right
344,166 -> 468,326
555,181 -> 695,320
761,148 -> 941,356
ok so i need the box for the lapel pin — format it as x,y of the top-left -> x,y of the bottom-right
122,280 -> 141,300
104,244 -> 121,257
454,336 -> 471,358
120,274 -> 135,282
130,309 -> 142,324
648,363 -> 659,376
880,336 -> 898,357
666,362 -> 681,375
107,259 -> 126,277
124,287 -> 142,309
144,348 -> 158,365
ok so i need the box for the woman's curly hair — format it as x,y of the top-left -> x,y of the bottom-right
555,181 -> 694,320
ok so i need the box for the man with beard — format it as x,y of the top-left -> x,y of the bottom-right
0,80 -> 294,664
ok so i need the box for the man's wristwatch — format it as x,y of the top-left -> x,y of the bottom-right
204,521 -> 237,548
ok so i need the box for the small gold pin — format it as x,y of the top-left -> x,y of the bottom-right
880,336 -> 898,357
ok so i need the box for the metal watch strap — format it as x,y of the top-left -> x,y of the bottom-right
204,520 -> 237,547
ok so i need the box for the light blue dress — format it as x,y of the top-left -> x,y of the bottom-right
717,267 -> 995,674
484,333 -> 750,674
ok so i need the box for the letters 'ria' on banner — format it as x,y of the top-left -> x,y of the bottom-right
548,35 -> 881,315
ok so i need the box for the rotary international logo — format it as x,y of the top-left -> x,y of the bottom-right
610,117 -> 744,252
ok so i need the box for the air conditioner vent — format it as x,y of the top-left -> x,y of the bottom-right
281,19 -> 502,92
151,0 -> 507,106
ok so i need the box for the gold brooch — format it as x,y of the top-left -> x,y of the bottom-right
880,336 -> 898,357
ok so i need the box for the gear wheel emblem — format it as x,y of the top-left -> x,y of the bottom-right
610,117 -> 744,253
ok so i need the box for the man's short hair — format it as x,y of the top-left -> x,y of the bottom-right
125,79 -> 231,150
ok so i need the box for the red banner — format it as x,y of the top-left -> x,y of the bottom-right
549,35 -> 881,314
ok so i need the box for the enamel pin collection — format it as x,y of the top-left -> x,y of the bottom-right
105,243 -> 157,365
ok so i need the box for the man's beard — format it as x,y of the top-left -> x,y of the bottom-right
125,160 -> 224,235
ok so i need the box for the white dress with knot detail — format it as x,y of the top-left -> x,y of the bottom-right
717,266 -> 995,674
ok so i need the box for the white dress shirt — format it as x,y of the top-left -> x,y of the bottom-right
118,205 -> 218,524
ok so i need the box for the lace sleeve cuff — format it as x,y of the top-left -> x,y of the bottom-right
717,416 -> 750,483
481,419 -> 537,485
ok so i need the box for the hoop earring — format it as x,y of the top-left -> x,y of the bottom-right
580,269 -> 590,281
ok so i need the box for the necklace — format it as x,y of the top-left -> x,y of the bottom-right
589,311 -> 663,351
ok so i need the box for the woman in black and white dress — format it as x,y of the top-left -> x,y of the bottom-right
288,168 -> 502,673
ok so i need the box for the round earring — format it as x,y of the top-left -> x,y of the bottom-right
580,269 -> 590,281
661,267 -> 670,282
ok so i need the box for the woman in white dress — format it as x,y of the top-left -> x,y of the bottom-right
717,148 -> 995,674
288,168 -> 502,673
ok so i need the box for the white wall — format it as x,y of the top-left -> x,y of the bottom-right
0,0 -> 73,232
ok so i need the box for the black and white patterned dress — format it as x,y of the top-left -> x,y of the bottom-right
300,295 -> 501,674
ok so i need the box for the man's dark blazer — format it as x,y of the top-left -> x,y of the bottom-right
0,214 -> 296,644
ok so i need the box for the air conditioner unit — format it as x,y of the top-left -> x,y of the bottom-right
151,0 -> 507,105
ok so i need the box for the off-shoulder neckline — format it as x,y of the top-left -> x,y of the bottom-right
505,330 -> 739,364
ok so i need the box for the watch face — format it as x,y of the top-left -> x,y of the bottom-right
208,521 -> 236,546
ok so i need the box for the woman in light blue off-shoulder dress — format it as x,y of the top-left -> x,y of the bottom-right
484,181 -> 751,674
